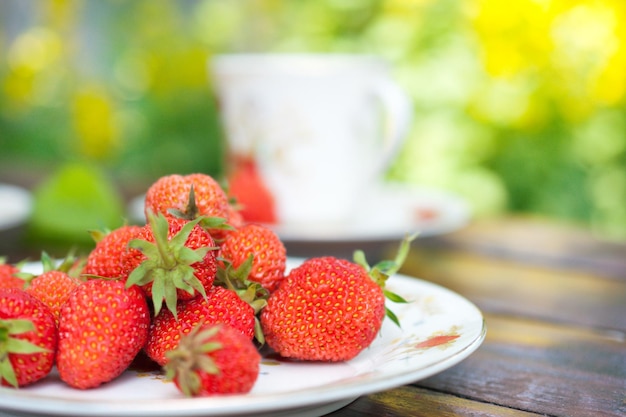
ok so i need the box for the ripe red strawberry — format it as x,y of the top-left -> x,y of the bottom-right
144,173 -> 230,225
56,279 -> 150,389
0,288 -> 57,387
261,257 -> 385,361
145,285 -> 257,366
218,224 -> 286,293
19,253 -> 81,326
25,270 -> 80,326
164,323 -> 261,396
83,224 -> 143,278
260,236 -> 413,361
227,158 -> 277,224
122,212 -> 218,317
0,258 -> 25,290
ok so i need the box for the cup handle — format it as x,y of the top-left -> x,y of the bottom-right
374,78 -> 413,168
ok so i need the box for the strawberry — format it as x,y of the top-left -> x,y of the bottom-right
122,212 -> 218,317
83,224 -> 143,278
25,271 -> 80,326
227,158 -> 277,224
0,288 -> 57,387
56,278 -> 150,389
261,256 -> 384,361
0,258 -> 25,290
145,285 -> 257,366
218,223 -> 286,293
260,236 -> 414,361
164,323 -> 261,396
144,173 -> 230,226
21,252 -> 81,326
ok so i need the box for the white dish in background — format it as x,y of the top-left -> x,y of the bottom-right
2,260 -> 485,417
128,182 -> 471,242
273,182 -> 471,242
0,184 -> 32,230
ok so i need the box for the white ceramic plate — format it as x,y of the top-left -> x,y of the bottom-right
0,260 -> 485,417
128,182 -> 471,243
0,184 -> 32,230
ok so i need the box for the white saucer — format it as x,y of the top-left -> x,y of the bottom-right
273,183 -> 471,242
0,184 -> 33,230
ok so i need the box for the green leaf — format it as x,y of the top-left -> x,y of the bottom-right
195,324 -> 220,341
391,233 -> 418,273
0,319 -> 35,335
172,268 -> 196,296
6,338 -> 50,354
169,184 -> 200,220
353,250 -> 369,270
385,306 -> 402,328
169,216 -> 203,249
234,254 -> 254,282
384,289 -> 408,304
185,274 -> 207,299
126,261 -> 153,287
373,260 -> 397,273
199,216 -> 230,229
370,269 -> 389,287
186,372 -> 201,396
197,355 -> 220,376
56,249 -> 78,273
254,318 -> 265,346
367,233 -> 418,288
151,211 -> 170,245
128,239 -> 160,259
41,251 -> 55,273
164,279 -> 179,318
198,341 -> 222,354
177,246 -> 205,265
151,272 -> 166,317
250,299 -> 268,314
0,358 -> 18,388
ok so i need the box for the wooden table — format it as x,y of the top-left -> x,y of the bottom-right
323,216 -> 626,417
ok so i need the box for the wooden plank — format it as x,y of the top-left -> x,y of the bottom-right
415,314 -> 626,417
418,217 -> 626,281
401,247 -> 626,332
325,386 -> 542,416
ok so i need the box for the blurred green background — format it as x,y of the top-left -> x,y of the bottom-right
1,0 -> 625,247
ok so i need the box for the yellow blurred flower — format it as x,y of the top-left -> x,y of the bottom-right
71,86 -> 120,161
3,27 -> 63,108
3,65 -> 36,108
468,0 -> 626,124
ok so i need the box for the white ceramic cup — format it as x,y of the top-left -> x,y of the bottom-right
210,53 -> 412,230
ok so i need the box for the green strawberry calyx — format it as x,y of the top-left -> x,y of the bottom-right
353,233 -> 417,327
216,255 -> 268,345
15,250 -> 81,288
164,323 -> 223,397
166,185 -> 234,240
0,319 -> 51,388
126,211 -> 218,319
